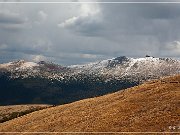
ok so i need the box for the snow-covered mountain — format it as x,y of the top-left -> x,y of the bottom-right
69,56 -> 180,81
1,56 -> 180,82
0,56 -> 180,105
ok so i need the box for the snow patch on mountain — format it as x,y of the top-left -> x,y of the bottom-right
0,60 -> 37,69
0,62 -> 13,68
19,62 -> 38,69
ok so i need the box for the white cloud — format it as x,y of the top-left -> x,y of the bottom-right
170,41 -> 180,50
164,41 -> 180,51
160,41 -> 180,57
58,16 -> 78,28
38,10 -> 48,21
34,11 -> 48,25
58,3 -> 102,35
80,53 -> 97,59
80,3 -> 100,16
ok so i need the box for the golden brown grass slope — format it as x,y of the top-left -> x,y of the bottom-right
0,75 -> 180,133
0,105 -> 51,123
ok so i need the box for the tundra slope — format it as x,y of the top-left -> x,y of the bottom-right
0,56 -> 180,105
0,105 -> 50,123
0,75 -> 179,133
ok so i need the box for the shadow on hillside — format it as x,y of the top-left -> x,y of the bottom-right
0,75 -> 138,106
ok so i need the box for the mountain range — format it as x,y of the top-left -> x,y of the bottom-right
0,56 -> 180,105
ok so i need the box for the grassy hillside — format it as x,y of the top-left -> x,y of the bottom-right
0,105 -> 51,123
0,75 -> 179,133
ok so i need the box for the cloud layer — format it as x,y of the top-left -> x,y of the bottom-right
0,1 -> 180,65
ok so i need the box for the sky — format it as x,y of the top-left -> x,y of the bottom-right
0,0 -> 180,65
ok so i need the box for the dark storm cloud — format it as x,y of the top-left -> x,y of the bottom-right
95,3 -> 180,57
0,1 -> 180,65
0,12 -> 24,24
0,10 -> 28,32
